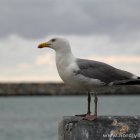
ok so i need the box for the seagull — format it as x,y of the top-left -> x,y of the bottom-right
38,38 -> 140,121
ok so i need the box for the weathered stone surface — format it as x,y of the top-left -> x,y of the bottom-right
59,116 -> 140,140
0,83 -> 139,96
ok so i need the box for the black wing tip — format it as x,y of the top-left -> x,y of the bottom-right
112,79 -> 140,85
138,77 -> 140,79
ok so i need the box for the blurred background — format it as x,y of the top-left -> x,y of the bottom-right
0,0 -> 140,140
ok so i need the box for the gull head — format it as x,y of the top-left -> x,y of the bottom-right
38,38 -> 71,52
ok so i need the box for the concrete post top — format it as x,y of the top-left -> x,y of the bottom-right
59,116 -> 140,140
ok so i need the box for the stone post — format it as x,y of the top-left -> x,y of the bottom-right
59,116 -> 140,140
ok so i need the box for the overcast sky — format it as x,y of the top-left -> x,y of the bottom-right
0,0 -> 140,82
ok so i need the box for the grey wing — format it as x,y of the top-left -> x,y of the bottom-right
76,59 -> 135,84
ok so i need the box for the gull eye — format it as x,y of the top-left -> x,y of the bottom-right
51,38 -> 56,42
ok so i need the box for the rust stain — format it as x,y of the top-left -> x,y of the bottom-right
111,119 -> 129,135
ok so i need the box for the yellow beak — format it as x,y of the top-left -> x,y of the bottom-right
38,42 -> 50,48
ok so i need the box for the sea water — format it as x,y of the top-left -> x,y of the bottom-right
0,96 -> 140,140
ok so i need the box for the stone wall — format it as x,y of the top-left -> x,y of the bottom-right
0,83 -> 140,96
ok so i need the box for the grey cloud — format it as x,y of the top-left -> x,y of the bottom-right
0,0 -> 140,40
76,0 -> 140,39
